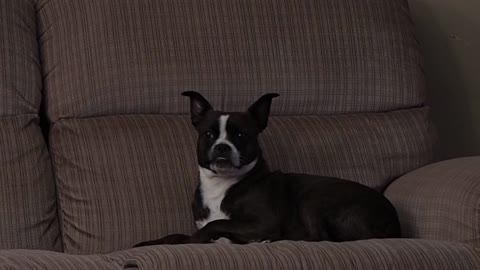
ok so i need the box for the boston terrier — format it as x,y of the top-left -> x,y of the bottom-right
135,92 -> 401,246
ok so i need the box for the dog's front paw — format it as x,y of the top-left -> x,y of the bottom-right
213,237 -> 232,244
134,234 -> 191,247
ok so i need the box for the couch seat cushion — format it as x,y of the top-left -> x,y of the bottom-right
125,239 -> 480,270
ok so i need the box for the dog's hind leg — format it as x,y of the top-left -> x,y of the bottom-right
300,215 -> 332,242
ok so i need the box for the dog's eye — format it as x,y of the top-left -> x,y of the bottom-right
235,132 -> 246,138
206,131 -> 214,139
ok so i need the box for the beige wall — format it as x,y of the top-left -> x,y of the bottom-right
407,0 -> 480,158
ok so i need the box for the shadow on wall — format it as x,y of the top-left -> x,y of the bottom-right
408,0 -> 480,159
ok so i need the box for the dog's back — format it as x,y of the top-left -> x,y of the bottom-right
217,170 -> 400,242
282,173 -> 400,241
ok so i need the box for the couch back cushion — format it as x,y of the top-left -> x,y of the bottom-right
0,0 -> 61,250
37,0 -> 424,121
50,108 -> 435,254
37,0 -> 436,254
0,1 -> 42,116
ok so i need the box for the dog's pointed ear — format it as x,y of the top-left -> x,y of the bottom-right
182,91 -> 213,128
247,93 -> 279,132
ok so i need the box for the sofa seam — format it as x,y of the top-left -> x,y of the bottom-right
47,125 -> 68,253
32,0 -> 66,253
48,104 -> 428,123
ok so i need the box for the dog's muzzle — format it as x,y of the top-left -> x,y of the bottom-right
212,143 -> 232,162
210,143 -> 236,170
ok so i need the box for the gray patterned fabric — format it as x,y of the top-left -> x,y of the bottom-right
385,157 -> 480,248
262,107 -> 436,191
50,115 -> 198,254
0,116 -> 61,251
0,0 -> 61,251
0,250 -> 124,270
36,0 -> 425,122
50,108 -> 434,254
0,239 -> 479,269
0,0 -> 42,116
126,239 -> 480,270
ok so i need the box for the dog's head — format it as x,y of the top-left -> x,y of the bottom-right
183,91 -> 279,176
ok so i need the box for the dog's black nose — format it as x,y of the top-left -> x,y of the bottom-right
213,143 -> 232,157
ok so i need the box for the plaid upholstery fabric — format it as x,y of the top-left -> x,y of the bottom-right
0,0 -> 61,251
0,250 -> 125,270
262,107 -> 436,191
50,108 -> 434,254
50,115 -> 199,254
0,116 -> 61,251
0,240 -> 478,270
0,0 -> 42,116
385,157 -> 480,248
37,0 -> 425,122
126,239 -> 480,270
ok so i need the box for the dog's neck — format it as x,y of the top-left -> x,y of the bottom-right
195,156 -> 271,229
198,157 -> 270,195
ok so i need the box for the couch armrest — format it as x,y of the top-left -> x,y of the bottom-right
385,157 -> 480,247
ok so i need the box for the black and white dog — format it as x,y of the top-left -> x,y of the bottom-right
135,92 -> 400,246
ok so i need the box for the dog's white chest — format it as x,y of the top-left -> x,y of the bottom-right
195,197 -> 230,229
196,168 -> 239,229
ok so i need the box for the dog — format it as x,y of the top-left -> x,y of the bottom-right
135,92 -> 401,246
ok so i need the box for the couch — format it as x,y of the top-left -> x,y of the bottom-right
1,0 -> 479,269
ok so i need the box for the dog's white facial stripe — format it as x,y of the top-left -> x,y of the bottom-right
210,115 -> 240,167
217,115 -> 229,143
